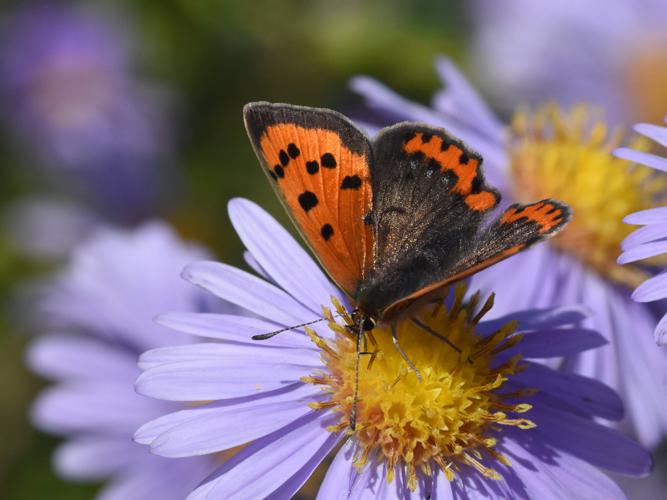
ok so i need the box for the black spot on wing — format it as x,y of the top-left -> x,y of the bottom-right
306,160 -> 319,174
269,170 -> 278,181
341,175 -> 362,190
321,153 -> 337,168
279,150 -> 289,166
274,165 -> 285,178
287,143 -> 300,159
321,223 -> 334,240
298,191 -> 318,212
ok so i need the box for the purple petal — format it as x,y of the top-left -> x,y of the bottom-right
632,270 -> 667,302
42,221 -> 209,352
26,334 -> 137,381
348,463 -> 400,500
155,312 -> 315,349
136,356 -> 312,402
54,437 -> 141,480
513,362 -> 623,421
350,76 -> 446,126
32,382 -> 161,435
528,405 -> 651,476
244,250 -> 272,281
318,444 -> 430,500
621,223 -> 667,250
138,342 -> 320,371
623,207 -> 667,225
135,383 -> 317,445
614,147 -> 667,172
97,456 -> 212,500
479,306 -> 589,335
510,328 -> 606,358
182,261 -> 315,326
502,440 -> 625,500
451,469 -> 514,499
634,123 -> 667,148
618,240 -> 667,264
228,198 -> 343,313
432,56 -> 503,143
602,286 -> 667,443
655,312 -> 667,345
188,412 -> 341,500
316,440 -> 358,499
151,400 -> 313,458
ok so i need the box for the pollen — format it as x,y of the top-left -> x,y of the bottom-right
508,104 -> 667,287
303,285 -> 534,490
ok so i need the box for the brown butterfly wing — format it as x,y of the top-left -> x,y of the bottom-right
243,102 -> 374,296
355,122 -> 570,320
380,200 -> 570,319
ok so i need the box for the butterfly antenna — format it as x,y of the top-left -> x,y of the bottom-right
251,317 -> 329,341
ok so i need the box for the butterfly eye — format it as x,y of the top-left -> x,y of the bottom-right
362,317 -> 376,331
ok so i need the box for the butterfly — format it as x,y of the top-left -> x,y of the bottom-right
243,101 -> 570,332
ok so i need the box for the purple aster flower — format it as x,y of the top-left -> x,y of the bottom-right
27,222 -> 221,499
615,118 -> 667,342
351,58 -> 667,448
0,4 -> 170,220
135,198 -> 650,499
4,196 -> 100,259
468,0 -> 667,124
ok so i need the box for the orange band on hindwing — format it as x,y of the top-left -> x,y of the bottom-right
403,132 -> 498,212
500,201 -> 567,234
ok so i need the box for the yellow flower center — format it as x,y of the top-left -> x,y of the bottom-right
303,286 -> 534,490
508,104 -> 667,286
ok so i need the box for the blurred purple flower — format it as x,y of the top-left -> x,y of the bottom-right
4,196 -> 99,259
135,198 -> 650,499
351,58 -> 667,449
0,4 -> 170,220
27,222 -> 219,499
616,118 -> 667,343
468,0 -> 667,124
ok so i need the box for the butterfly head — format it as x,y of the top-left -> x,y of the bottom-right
350,309 -> 376,333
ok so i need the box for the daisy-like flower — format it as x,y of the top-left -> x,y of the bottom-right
467,0 -> 667,124
351,58 -> 667,448
0,4 -> 169,220
27,222 -> 220,499
135,198 -> 650,499
615,118 -> 667,342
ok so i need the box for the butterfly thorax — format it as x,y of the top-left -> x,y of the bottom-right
356,260 -> 453,322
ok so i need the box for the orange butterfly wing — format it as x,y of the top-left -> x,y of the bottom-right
243,102 -> 374,296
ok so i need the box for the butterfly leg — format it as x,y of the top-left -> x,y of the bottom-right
391,323 -> 422,382
350,319 -> 364,431
410,317 -> 473,365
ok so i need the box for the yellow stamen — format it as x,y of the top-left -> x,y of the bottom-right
508,104 -> 667,286
304,284 -> 533,489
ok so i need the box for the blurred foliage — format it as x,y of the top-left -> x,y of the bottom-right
0,0 -> 464,498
